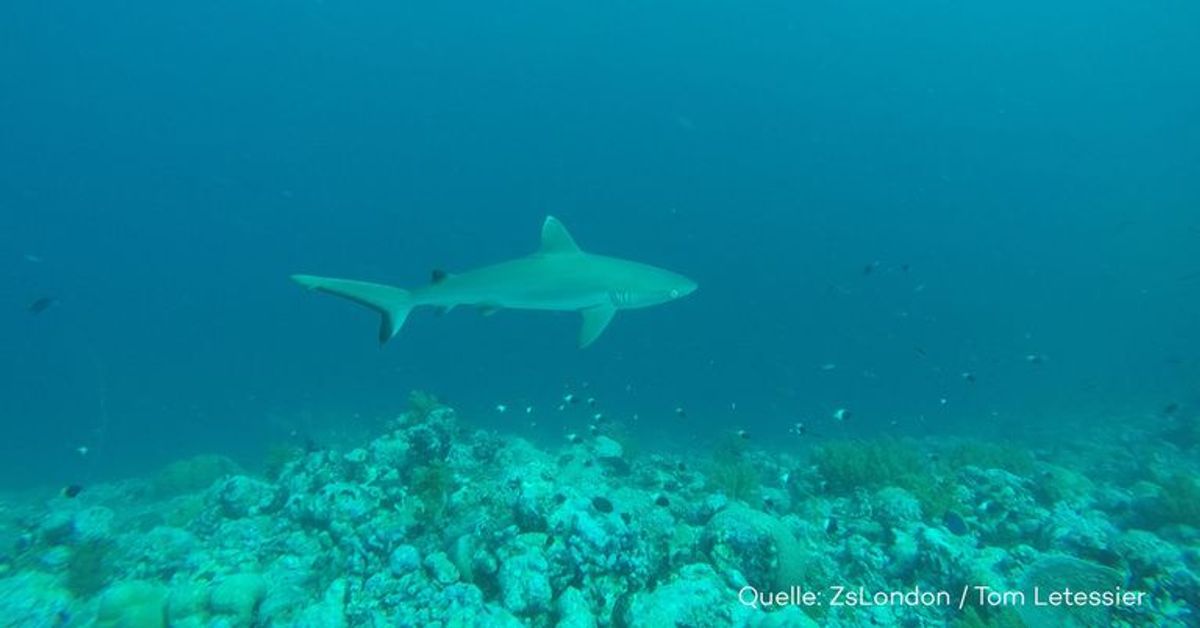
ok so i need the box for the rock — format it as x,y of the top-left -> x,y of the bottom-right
498,552 -> 552,615
166,581 -> 207,623
215,476 -> 279,519
424,551 -> 461,585
624,563 -> 755,627
390,544 -> 422,576
703,504 -> 803,589
556,586 -> 597,628
592,436 -> 624,460
208,573 -> 267,624
0,572 -> 72,627
97,580 -> 168,628
873,487 -> 922,529
295,578 -> 348,628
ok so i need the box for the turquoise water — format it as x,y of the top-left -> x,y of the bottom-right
1,1 -> 1197,625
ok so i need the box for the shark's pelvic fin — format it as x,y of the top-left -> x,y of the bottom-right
579,305 -> 616,348
540,216 -> 582,255
291,274 -> 413,345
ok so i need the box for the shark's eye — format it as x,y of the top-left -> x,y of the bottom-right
669,289 -> 680,299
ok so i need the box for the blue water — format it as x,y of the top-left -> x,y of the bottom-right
2,0 -> 1197,488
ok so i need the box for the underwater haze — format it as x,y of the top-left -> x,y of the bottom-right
1,0 -> 1198,626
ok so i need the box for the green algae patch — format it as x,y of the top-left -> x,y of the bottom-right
812,439 -> 927,493
706,459 -> 761,505
812,439 -> 964,518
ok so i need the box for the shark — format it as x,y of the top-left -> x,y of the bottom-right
291,216 -> 697,348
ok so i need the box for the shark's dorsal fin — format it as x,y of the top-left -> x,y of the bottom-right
579,305 -> 616,348
540,216 -> 582,255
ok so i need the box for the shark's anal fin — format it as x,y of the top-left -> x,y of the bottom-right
540,216 -> 582,255
579,305 -> 616,348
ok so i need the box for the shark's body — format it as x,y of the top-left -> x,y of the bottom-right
292,216 -> 696,347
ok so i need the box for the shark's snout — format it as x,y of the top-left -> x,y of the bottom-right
674,278 -> 698,299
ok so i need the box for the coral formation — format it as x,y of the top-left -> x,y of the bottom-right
0,399 -> 1195,625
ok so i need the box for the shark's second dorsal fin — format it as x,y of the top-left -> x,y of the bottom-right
540,216 -> 582,255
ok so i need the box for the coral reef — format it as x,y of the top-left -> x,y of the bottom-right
0,398 -> 1195,625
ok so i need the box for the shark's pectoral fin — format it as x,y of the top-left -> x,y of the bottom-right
540,216 -> 582,255
579,305 -> 616,348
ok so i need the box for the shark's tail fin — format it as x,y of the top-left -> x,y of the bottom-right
291,274 -> 413,345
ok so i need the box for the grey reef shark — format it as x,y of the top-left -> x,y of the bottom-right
292,216 -> 697,348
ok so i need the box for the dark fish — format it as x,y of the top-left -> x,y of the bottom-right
943,510 -> 968,535
592,496 -> 614,513
914,347 -> 928,359
28,297 -> 58,314
61,484 -> 83,499
863,261 -> 880,275
1163,403 -> 1180,416
824,516 -> 838,534
654,495 -> 670,507
961,371 -> 977,384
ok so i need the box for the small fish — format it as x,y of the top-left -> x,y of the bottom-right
566,433 -> 582,444
586,397 -> 597,407
592,412 -> 604,422
943,510 -> 968,535
61,484 -> 83,499
824,516 -> 838,534
674,406 -> 686,419
28,297 -> 59,314
1025,353 -> 1046,365
790,422 -> 807,436
76,445 -> 89,456
914,347 -> 928,359
1162,403 -> 1180,416
862,261 -> 880,275
563,393 -> 578,405
524,406 -> 533,414
961,371 -> 976,384
832,408 -> 850,422
654,495 -> 670,507
495,404 -> 508,413
736,429 -> 750,440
